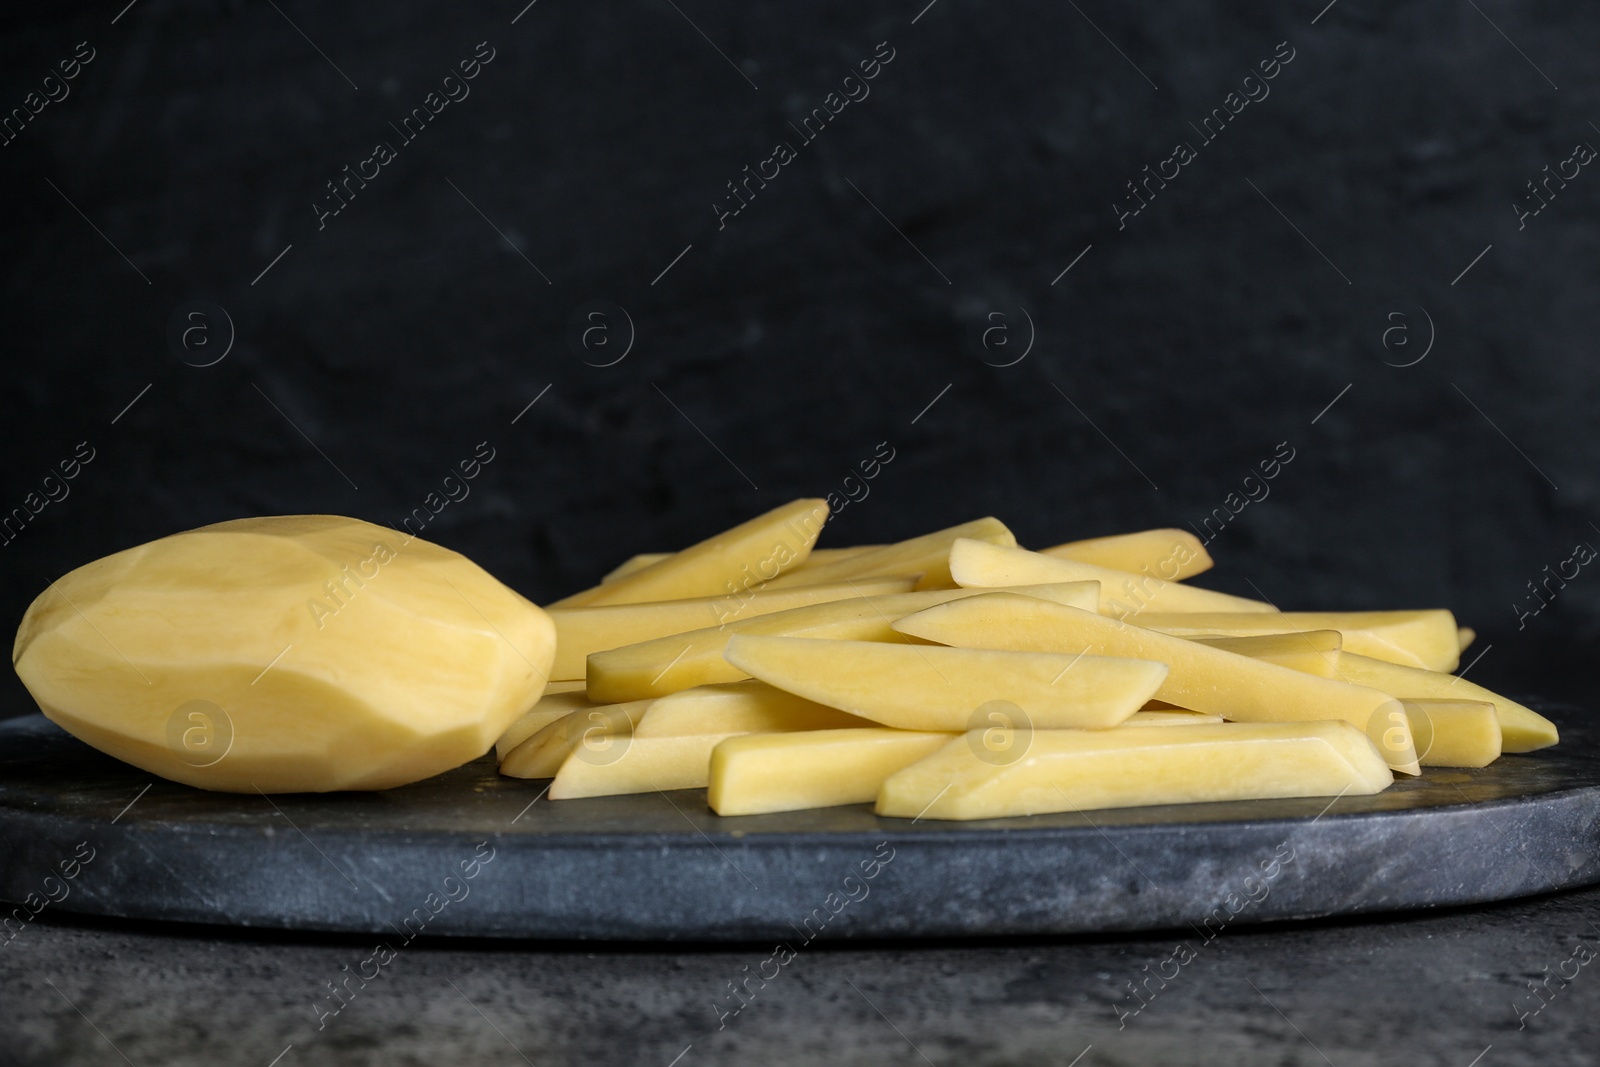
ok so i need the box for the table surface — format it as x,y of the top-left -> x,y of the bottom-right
5,879 -> 1599,1066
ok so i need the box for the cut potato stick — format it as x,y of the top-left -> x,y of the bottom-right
762,517 -> 1016,591
549,733 -> 739,797
584,582 -> 1100,703
948,539 -> 1268,618
1402,699 -> 1501,767
549,684 -> 882,798
893,594 -> 1421,774
875,721 -> 1393,821
495,690 -> 594,761
1042,528 -> 1213,581
499,701 -> 647,779
634,680 -> 870,737
1458,627 -> 1476,652
552,498 -> 829,607
546,576 -> 915,678
1189,630 -> 1345,677
1139,610 -> 1460,672
1123,710 -> 1227,726
723,635 -> 1168,731
1184,633 -> 1557,753
709,729 -> 956,815
602,546 -> 879,584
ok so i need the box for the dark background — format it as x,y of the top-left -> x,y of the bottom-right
3,0 -> 1597,719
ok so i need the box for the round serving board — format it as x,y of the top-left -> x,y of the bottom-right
1,706 -> 1596,941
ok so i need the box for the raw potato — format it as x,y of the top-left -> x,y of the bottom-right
603,546 -> 878,583
634,680 -> 870,737
762,517 -> 1016,591
948,539 -> 1269,618
723,635 -> 1168,731
546,576 -> 914,678
499,701 -> 647,779
1138,610 -> 1461,672
1198,637 -> 1557,754
893,593 -> 1422,774
584,582 -> 1101,703
12,516 -> 556,793
708,728 -> 955,815
552,498 -> 829,607
1402,699 -> 1502,768
875,721 -> 1394,821
1042,528 -> 1213,580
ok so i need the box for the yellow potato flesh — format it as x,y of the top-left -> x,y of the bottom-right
552,498 -> 829,607
708,728 -> 955,815
876,721 -> 1393,821
948,539 -> 1268,618
1402,699 -> 1502,768
549,733 -> 738,798
634,680 -> 870,737
1042,528 -> 1213,580
545,576 -> 914,678
542,683 -> 878,797
1189,631 -> 1346,677
1458,627 -> 1476,652
723,635 -> 1168,731
495,690 -> 594,761
12,515 -> 555,793
1139,610 -> 1460,672
602,546 -> 878,584
893,594 -> 1421,774
1123,710 -> 1226,726
762,517 -> 1016,591
583,582 -> 1101,703
498,701 -> 648,779
1185,634 -> 1557,754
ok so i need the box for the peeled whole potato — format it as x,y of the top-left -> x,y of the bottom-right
12,515 -> 556,793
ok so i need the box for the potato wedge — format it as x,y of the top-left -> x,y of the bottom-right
1139,610 -> 1460,672
634,680 -> 870,737
584,582 -> 1101,703
1042,528 -> 1212,580
893,594 -> 1421,773
876,721 -> 1393,821
708,728 -> 955,815
762,517 -> 1016,591
1402,699 -> 1501,767
552,498 -> 828,607
722,635 -> 1168,731
499,700 -> 647,779
546,576 -> 915,678
948,539 -> 1268,618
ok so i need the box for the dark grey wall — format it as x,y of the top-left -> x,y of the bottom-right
3,1 -> 1597,715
